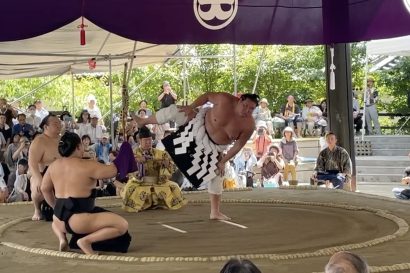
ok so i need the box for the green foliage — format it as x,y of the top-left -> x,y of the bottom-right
1,44 -> 408,128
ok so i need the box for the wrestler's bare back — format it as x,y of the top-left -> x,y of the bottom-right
205,94 -> 255,145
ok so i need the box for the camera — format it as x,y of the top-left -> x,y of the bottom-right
257,128 -> 264,135
63,116 -> 72,122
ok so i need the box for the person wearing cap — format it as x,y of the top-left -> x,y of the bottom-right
34,99 -> 49,121
122,126 -> 186,212
279,95 -> 303,138
158,81 -> 177,109
257,144 -> 284,187
252,98 -> 273,135
280,126 -> 299,184
88,114 -> 104,144
364,77 -> 381,135
252,120 -> 273,160
94,133 -> 112,163
301,98 -> 323,136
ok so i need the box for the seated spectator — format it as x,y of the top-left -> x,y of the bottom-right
220,258 -> 262,273
0,98 -> 18,128
279,95 -> 303,138
76,110 -> 91,138
319,99 -> 328,135
60,111 -> 76,134
88,114 -> 104,144
257,144 -> 284,187
81,134 -> 96,160
325,251 -> 369,273
0,162 -> 9,203
10,136 -> 30,166
234,147 -> 257,188
280,127 -> 299,184
301,98 -> 325,136
0,113 -> 12,148
122,126 -> 186,212
138,100 -> 152,117
392,167 -> 410,200
94,133 -> 112,163
5,134 -> 21,172
7,159 -> 29,202
85,94 -> 103,125
34,99 -> 49,121
252,121 -> 273,160
25,104 -> 42,132
312,132 -> 352,189
252,98 -> 273,135
12,113 -> 34,139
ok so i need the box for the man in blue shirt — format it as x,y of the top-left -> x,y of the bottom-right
12,114 -> 34,140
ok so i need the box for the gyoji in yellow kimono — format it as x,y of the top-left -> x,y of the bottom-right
122,126 -> 187,212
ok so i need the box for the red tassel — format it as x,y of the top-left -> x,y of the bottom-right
80,26 -> 86,46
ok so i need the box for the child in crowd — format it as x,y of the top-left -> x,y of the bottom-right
280,126 -> 299,184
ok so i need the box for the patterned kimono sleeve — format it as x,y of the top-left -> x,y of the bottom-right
155,149 -> 174,178
314,150 -> 326,172
340,149 -> 352,178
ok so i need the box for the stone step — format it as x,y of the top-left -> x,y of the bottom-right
356,174 -> 403,183
371,149 -> 410,156
356,156 -> 409,166
356,166 -> 404,175
370,143 -> 410,149
363,135 -> 410,144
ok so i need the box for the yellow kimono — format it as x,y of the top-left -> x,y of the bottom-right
122,147 -> 187,212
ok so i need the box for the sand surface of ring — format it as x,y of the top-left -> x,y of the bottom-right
1,188 -> 410,273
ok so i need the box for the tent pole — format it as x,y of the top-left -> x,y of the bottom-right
252,45 -> 267,94
361,46 -> 369,141
10,72 -> 66,104
109,56 -> 114,144
183,45 -> 188,105
233,44 -> 237,96
126,41 -> 138,88
71,70 -> 75,115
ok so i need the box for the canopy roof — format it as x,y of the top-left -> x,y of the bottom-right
0,20 -> 179,79
1,0 -> 410,46
367,35 -> 410,56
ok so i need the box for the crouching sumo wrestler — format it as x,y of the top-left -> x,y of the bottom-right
41,132 -> 137,255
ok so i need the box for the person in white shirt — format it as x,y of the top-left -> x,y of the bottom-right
7,159 -> 29,202
76,110 -> 91,138
25,104 -> 42,132
301,98 -> 324,136
88,114 -> 104,144
85,95 -> 103,125
34,100 -> 49,121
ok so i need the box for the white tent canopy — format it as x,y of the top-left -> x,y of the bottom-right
367,35 -> 410,56
0,18 -> 179,79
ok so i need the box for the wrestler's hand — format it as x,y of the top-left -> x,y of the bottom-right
216,161 -> 225,176
178,105 -> 197,121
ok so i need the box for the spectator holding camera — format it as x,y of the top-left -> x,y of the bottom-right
7,158 -> 29,202
257,144 -> 284,187
280,126 -> 299,184
252,121 -> 273,160
279,95 -> 303,138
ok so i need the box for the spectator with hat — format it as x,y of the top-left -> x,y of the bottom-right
257,144 -> 285,187
252,121 -> 273,160
252,98 -> 273,135
88,114 -> 104,144
85,94 -> 103,126
364,77 -> 381,135
301,98 -> 324,136
94,133 -> 112,163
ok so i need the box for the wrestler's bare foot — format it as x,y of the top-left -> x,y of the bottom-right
32,210 -> 42,221
210,212 -> 231,220
59,238 -> 69,252
77,238 -> 97,255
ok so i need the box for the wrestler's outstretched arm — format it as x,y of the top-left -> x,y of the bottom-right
217,129 -> 254,176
